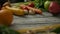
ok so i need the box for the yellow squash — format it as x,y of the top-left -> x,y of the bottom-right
2,6 -> 25,16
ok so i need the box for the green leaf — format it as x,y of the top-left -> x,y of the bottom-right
34,0 -> 46,8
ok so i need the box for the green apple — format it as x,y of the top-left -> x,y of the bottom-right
44,1 -> 51,10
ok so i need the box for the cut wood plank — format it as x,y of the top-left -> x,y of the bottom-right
17,24 -> 60,34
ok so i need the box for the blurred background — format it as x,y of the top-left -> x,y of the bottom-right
10,0 -> 34,3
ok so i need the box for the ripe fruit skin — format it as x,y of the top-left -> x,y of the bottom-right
28,2 -> 35,8
3,6 -> 25,16
44,1 -> 51,10
48,1 -> 60,15
20,4 -> 29,11
13,9 -> 25,16
0,10 -> 13,26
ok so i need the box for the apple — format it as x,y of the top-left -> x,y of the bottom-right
48,1 -> 60,16
44,1 -> 51,10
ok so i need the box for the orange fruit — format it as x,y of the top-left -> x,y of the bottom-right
0,10 -> 13,26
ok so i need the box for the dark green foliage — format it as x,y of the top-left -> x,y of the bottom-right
0,25 -> 20,34
34,0 -> 46,8
51,27 -> 60,33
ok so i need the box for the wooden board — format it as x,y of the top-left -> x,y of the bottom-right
17,24 -> 60,34
9,12 -> 60,30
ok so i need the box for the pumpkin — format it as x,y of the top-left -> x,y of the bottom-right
0,10 -> 13,26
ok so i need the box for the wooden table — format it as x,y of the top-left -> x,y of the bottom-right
10,12 -> 60,30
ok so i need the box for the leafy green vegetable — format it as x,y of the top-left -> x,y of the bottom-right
34,0 -> 46,8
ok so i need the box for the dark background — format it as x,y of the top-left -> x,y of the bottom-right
10,0 -> 34,3
10,0 -> 24,3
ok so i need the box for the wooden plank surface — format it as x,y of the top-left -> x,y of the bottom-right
9,12 -> 60,30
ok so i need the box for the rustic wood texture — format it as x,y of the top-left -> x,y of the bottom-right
10,12 -> 60,30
